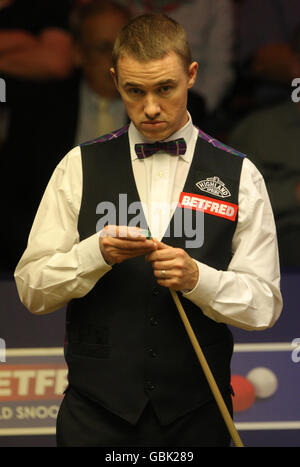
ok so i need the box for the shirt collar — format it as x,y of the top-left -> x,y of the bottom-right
129,112 -> 194,163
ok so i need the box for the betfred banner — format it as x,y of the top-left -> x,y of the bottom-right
0,348 -> 67,436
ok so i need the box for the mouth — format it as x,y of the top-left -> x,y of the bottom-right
141,121 -> 165,128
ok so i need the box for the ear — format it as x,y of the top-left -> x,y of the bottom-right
187,61 -> 198,89
110,67 -> 119,90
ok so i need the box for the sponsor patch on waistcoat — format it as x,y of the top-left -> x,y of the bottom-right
196,176 -> 231,198
178,192 -> 238,222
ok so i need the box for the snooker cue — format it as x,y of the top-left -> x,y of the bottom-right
169,289 -> 244,448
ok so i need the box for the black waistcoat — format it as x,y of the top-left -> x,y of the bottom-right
65,128 -> 245,425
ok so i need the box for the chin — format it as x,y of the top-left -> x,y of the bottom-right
139,127 -> 171,142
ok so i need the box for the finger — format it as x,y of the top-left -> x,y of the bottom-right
122,226 -> 151,239
105,237 -> 157,251
146,247 -> 175,262
153,267 -> 181,279
156,240 -> 170,250
151,259 -> 176,271
156,279 -> 171,288
100,225 -> 151,241
105,243 -> 158,264
155,277 -> 179,290
116,247 -> 157,261
155,269 -> 184,290
153,268 -> 168,280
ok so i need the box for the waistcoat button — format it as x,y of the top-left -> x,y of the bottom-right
146,381 -> 156,391
150,316 -> 158,326
149,348 -> 157,358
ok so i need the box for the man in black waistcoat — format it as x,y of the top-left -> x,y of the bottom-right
15,14 -> 282,447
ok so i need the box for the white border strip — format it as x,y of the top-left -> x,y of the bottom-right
5,348 -> 64,357
0,427 -> 56,436
236,421 -> 300,431
1,423 -> 299,436
234,342 -> 293,352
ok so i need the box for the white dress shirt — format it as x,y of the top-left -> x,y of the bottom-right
14,116 -> 282,331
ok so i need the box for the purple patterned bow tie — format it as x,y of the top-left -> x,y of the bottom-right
135,138 -> 187,159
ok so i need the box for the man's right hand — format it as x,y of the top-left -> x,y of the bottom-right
99,225 -> 157,265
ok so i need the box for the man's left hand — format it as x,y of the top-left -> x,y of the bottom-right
146,241 -> 199,291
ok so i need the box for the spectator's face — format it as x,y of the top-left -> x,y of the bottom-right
111,51 -> 198,141
75,11 -> 128,98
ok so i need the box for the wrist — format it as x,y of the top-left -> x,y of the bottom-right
182,260 -> 199,293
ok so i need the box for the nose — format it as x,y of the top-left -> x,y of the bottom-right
144,95 -> 161,120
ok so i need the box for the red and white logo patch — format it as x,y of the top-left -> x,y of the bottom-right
178,192 -> 238,222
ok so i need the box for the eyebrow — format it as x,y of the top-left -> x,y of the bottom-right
124,78 -> 177,88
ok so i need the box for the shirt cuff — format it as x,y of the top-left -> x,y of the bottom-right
182,260 -> 221,308
77,232 -> 112,276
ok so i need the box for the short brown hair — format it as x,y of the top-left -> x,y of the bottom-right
112,13 -> 192,74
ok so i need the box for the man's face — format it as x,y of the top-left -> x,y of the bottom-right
74,11 -> 129,98
111,52 -> 198,141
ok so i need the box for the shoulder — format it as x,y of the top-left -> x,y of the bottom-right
196,127 -> 247,159
56,145 -> 81,173
80,125 -> 130,148
241,156 -> 265,190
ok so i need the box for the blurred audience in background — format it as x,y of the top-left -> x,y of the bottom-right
69,1 -> 130,146
229,0 -> 300,121
229,25 -> 300,267
0,0 -> 73,147
0,0 -> 74,274
0,0 -> 299,272
0,0 -> 130,274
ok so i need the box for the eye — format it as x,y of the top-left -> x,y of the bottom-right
159,85 -> 172,95
128,88 -> 144,96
